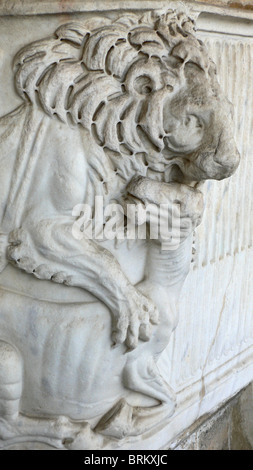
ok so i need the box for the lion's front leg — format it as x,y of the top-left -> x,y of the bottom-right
6,221 -> 158,350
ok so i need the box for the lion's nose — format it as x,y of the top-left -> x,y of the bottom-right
213,131 -> 240,180
170,133 -> 240,183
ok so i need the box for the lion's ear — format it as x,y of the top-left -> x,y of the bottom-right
171,39 -> 209,72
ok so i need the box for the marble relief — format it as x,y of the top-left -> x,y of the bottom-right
0,8 -> 239,449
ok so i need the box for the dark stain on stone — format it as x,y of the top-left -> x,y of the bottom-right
228,2 -> 253,10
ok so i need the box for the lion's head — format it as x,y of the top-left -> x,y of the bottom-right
14,9 -> 239,185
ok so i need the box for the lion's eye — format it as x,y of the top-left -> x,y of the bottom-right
142,86 -> 152,94
185,61 -> 205,73
134,75 -> 153,95
184,115 -> 203,129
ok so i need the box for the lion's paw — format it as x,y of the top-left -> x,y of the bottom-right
64,423 -> 105,450
7,229 -> 53,280
112,288 -> 159,350
8,229 -> 33,268
8,229 -> 39,273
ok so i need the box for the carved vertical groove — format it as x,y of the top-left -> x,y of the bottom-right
194,36 -> 253,267
161,34 -> 253,391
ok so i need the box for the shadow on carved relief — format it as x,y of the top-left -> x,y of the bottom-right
0,7 -> 239,450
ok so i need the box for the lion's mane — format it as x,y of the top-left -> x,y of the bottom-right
14,9 -> 215,161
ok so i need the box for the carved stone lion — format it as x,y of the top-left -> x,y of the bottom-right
0,10 -> 239,449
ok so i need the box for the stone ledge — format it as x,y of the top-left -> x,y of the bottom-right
170,383 -> 253,450
0,0 -> 253,19
194,0 -> 253,9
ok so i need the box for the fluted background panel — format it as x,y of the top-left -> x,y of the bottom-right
159,32 -> 253,394
196,36 -> 253,265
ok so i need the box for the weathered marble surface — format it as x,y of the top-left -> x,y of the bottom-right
170,383 -> 253,450
193,0 -> 253,8
0,0 -> 252,17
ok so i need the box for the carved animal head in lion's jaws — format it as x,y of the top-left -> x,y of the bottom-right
14,10 -> 240,185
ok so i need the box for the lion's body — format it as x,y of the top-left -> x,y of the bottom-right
0,282 -> 126,419
0,98 -> 177,439
0,106 -> 87,228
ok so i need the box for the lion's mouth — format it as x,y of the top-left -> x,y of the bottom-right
145,156 -> 186,184
165,163 -> 185,183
